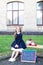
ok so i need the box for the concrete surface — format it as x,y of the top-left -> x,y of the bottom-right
0,56 -> 43,65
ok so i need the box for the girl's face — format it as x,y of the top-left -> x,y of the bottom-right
16,26 -> 21,32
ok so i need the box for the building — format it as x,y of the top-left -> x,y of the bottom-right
0,0 -> 43,33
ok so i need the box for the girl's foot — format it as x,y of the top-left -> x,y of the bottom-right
8,58 -> 16,62
8,58 -> 13,61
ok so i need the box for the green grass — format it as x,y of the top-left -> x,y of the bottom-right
0,35 -> 13,55
23,35 -> 43,45
0,35 -> 43,55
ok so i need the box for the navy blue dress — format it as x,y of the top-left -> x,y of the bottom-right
11,33 -> 26,49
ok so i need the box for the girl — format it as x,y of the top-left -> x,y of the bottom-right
9,26 -> 26,62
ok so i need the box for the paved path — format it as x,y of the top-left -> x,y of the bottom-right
0,56 -> 43,65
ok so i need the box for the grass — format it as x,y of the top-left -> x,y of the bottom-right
23,35 -> 43,45
0,35 -> 43,55
0,35 -> 13,55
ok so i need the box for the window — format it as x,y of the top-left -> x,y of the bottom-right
7,1 -> 24,26
37,1 -> 43,26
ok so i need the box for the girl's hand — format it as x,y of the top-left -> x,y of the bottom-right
15,44 -> 19,48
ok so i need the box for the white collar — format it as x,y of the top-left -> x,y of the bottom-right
17,32 -> 20,34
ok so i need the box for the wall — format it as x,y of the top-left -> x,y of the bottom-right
0,0 -> 43,32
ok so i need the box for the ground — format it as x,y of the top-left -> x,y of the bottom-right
0,56 -> 43,65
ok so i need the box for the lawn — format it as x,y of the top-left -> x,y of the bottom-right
0,35 -> 43,55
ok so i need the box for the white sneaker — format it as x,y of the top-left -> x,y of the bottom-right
8,58 -> 13,61
8,58 -> 16,62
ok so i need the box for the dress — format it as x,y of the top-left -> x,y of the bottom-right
11,33 -> 26,49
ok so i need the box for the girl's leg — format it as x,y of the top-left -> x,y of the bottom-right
11,50 -> 15,58
13,51 -> 19,59
9,51 -> 19,62
13,48 -> 23,59
9,50 -> 15,61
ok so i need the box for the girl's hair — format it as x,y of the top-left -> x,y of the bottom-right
14,30 -> 17,38
19,27 -> 22,32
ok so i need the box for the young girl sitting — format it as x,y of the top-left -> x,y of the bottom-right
9,26 -> 26,62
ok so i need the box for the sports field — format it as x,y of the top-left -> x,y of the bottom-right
0,35 -> 43,55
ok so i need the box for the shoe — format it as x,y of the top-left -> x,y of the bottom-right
8,58 -> 12,61
11,58 -> 16,62
8,58 -> 16,62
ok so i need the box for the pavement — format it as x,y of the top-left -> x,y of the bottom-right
0,46 -> 43,65
0,55 -> 43,65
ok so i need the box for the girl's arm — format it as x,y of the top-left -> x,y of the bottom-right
14,31 -> 17,38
